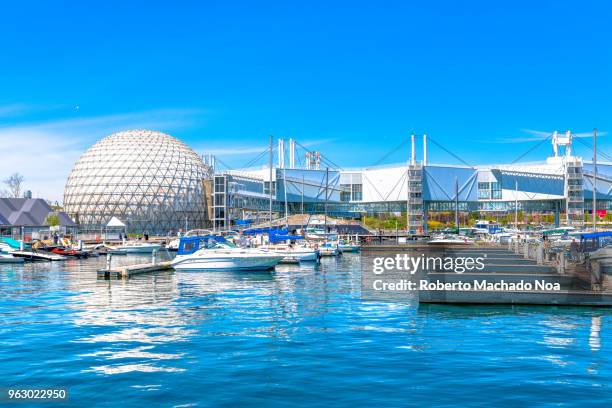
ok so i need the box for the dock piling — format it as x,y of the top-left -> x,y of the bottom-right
558,252 -> 566,275
152,249 -> 158,265
536,243 -> 544,265
106,253 -> 112,270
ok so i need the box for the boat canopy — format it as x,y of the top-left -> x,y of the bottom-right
579,231 -> 612,240
542,227 -> 574,236
178,235 -> 227,255
579,231 -> 612,252
243,227 -> 289,235
269,233 -> 305,243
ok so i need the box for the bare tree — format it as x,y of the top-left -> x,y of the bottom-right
4,173 -> 25,198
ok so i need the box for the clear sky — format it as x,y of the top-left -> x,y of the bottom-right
0,0 -> 610,201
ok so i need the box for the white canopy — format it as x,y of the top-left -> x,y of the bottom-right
106,216 -> 126,228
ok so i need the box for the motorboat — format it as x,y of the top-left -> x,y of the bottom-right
167,238 -> 180,251
258,243 -> 319,263
337,240 -> 360,253
317,242 -> 340,257
473,220 -> 502,235
171,235 -> 284,271
0,253 -> 25,263
49,247 -> 89,258
10,250 -> 67,261
113,241 -> 162,253
428,234 -> 473,245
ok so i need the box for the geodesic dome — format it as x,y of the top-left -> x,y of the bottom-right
63,130 -> 211,235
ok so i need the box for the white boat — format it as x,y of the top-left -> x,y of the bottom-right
171,236 -> 284,271
167,238 -> 180,251
258,243 -> 319,263
317,242 -> 340,256
428,234 -> 473,245
10,250 -> 66,261
304,227 -> 338,241
0,253 -> 25,263
114,241 -> 162,253
337,241 -> 360,253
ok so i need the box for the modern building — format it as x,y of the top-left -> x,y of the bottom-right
0,198 -> 76,239
212,132 -> 612,231
63,129 -> 212,235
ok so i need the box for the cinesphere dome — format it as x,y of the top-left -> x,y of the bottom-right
64,130 -> 210,235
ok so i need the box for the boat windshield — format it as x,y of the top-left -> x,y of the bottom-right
206,241 -> 237,249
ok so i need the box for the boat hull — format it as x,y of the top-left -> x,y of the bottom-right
0,255 -> 25,263
338,245 -> 360,253
172,255 -> 282,271
116,245 -> 162,253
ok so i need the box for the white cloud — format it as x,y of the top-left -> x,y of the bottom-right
0,108 -> 205,203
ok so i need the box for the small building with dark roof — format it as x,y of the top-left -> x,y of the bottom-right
0,198 -> 77,240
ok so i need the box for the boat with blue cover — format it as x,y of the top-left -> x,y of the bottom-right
171,235 -> 284,271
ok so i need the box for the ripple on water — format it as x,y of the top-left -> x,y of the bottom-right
0,254 -> 611,407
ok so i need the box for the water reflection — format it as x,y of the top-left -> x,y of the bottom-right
1,253 -> 611,407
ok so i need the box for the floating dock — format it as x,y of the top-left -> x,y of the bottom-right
97,260 -> 173,279
417,245 -> 612,307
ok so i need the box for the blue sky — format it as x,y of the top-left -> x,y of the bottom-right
0,0 -> 611,200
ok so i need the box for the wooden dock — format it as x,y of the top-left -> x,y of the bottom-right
97,250 -> 173,279
97,260 -> 174,279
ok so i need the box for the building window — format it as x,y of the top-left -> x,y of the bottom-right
491,182 -> 502,199
478,182 -> 490,199
264,181 -> 276,196
214,176 -> 225,193
352,184 -> 363,201
340,184 -> 351,202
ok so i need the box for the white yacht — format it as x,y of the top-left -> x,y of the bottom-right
258,243 -> 319,263
171,236 -> 284,271
428,234 -> 473,245
114,241 -> 162,253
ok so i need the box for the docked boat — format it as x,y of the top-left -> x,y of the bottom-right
167,239 -> 180,251
10,250 -> 67,261
113,241 -> 162,253
317,242 -> 340,256
258,243 -> 319,263
337,241 -> 360,253
0,253 -> 25,263
50,247 -> 89,258
171,236 -> 284,271
427,234 -> 473,245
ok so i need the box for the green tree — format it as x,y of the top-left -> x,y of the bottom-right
45,213 -> 60,227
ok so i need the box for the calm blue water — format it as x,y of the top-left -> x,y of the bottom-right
0,253 -> 610,407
